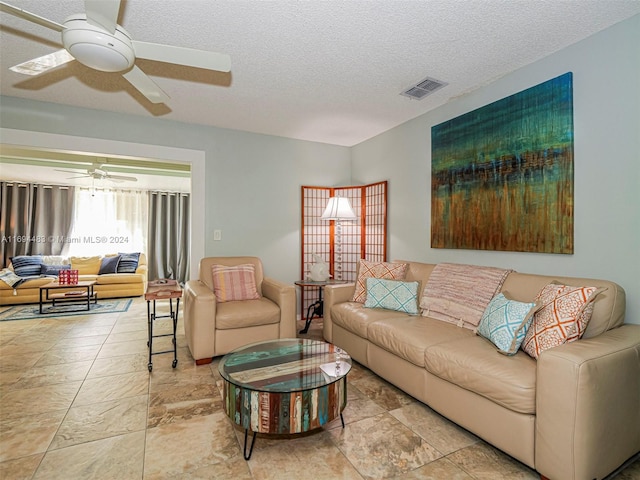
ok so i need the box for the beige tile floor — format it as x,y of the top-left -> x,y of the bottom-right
1,297 -> 638,480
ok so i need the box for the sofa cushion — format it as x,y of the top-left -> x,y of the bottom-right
96,273 -> 143,285
364,278 -> 419,314
70,256 -> 102,275
352,260 -> 408,303
10,255 -> 43,276
211,264 -> 260,302
477,292 -> 539,355
99,255 -> 121,274
368,316 -> 475,367
117,252 -> 140,274
522,283 -> 606,359
215,297 -> 280,329
424,336 -> 537,414
331,301 -> 394,339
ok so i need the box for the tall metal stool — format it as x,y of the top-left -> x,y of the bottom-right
145,280 -> 182,372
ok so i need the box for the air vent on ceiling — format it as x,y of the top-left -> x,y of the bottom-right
400,76 -> 448,100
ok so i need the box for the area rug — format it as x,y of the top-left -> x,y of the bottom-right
0,299 -> 132,321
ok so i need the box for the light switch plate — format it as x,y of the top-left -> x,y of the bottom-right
213,230 -> 222,241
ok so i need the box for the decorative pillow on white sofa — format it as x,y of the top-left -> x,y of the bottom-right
477,292 -> 539,355
364,278 -> 419,314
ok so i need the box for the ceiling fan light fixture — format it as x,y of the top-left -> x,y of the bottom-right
62,15 -> 135,72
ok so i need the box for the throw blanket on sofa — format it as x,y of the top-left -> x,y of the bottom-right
419,263 -> 512,330
0,268 -> 24,288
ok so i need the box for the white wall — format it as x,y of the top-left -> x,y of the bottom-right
351,15 -> 640,324
0,98 -> 351,284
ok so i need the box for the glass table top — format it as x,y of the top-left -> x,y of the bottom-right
218,338 -> 351,393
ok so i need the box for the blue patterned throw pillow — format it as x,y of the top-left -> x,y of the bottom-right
364,278 -> 419,314
116,252 -> 140,274
477,292 -> 539,355
10,255 -> 43,277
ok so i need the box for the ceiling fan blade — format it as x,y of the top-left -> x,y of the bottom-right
55,169 -> 88,175
132,40 -> 231,72
0,1 -> 64,31
84,0 -> 120,34
107,174 -> 137,182
10,49 -> 74,76
65,175 -> 91,179
122,65 -> 170,104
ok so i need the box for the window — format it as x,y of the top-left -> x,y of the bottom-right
65,187 -> 148,256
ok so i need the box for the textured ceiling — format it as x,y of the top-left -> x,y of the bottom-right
1,0 -> 639,147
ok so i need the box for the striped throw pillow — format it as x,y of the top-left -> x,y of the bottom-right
10,255 -> 43,277
117,252 -> 140,274
211,264 -> 260,302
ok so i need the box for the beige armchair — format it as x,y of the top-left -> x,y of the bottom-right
183,256 -> 297,364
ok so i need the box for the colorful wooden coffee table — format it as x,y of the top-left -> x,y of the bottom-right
218,338 -> 351,459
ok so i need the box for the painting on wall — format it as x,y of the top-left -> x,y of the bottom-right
431,72 -> 574,254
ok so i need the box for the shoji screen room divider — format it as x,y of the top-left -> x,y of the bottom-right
300,181 -> 387,319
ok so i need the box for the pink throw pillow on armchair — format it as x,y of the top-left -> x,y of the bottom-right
211,264 -> 260,302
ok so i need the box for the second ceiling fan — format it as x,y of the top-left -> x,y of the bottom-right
56,163 -> 138,183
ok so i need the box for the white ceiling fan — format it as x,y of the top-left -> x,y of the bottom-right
0,0 -> 231,104
56,164 -> 137,183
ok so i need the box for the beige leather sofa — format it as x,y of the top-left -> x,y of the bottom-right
323,260 -> 640,480
183,256 -> 297,364
0,253 -> 147,306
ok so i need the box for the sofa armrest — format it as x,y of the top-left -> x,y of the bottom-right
183,279 -> 217,363
535,324 -> 640,480
323,283 -> 356,342
262,277 -> 297,338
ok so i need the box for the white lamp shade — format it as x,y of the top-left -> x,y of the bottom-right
321,197 -> 357,220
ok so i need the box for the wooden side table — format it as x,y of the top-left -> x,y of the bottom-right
145,281 -> 182,372
295,279 -> 348,334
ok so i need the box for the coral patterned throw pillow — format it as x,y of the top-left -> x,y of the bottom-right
352,260 -> 408,303
522,283 -> 606,359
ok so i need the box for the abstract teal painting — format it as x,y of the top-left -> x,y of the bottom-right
431,72 -> 574,254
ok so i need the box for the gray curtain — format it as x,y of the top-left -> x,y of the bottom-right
147,191 -> 190,283
1,182 -> 75,266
